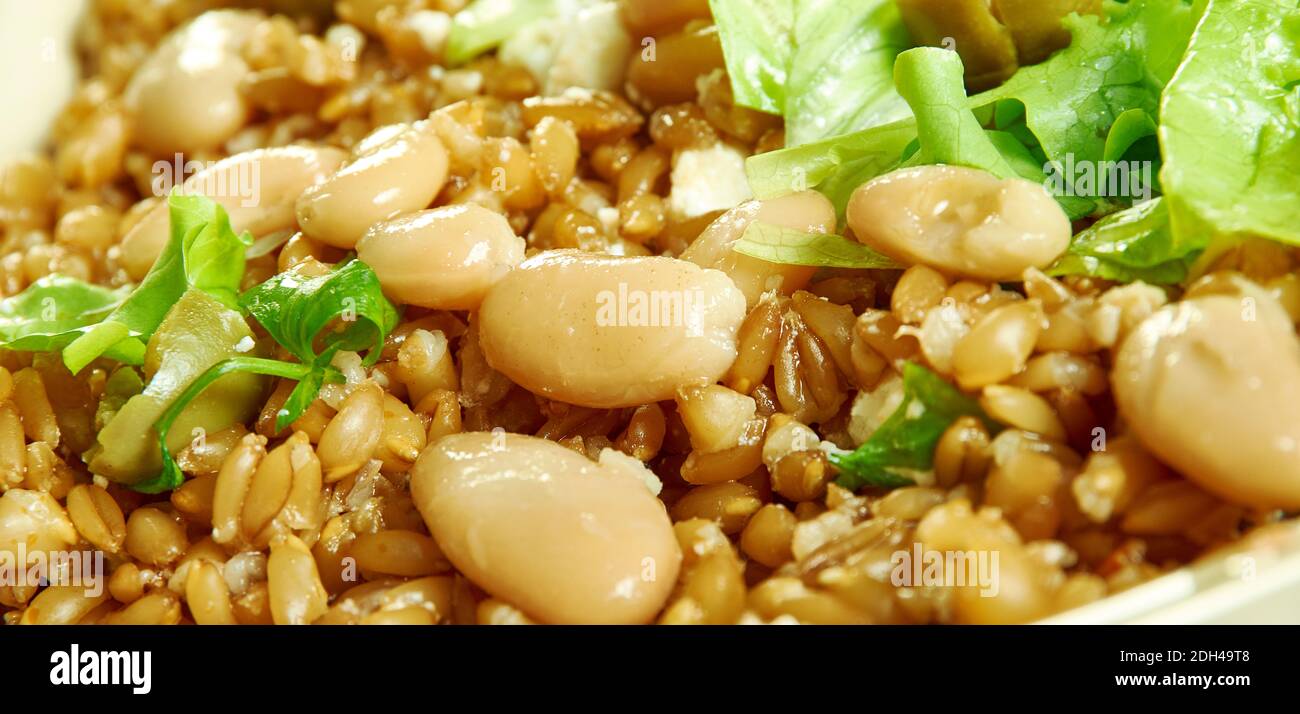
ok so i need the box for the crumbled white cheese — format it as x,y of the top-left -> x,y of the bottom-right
668,142 -> 754,220
407,10 -> 452,56
498,19 -> 562,84
544,3 -> 632,95
499,1 -> 630,96
848,371 -> 905,446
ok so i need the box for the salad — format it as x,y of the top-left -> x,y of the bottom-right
0,0 -> 1296,625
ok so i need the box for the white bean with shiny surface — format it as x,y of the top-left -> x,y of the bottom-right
1113,288 -> 1300,509
119,145 -> 348,280
846,165 -> 1070,281
296,122 -> 450,249
411,432 -> 681,624
683,191 -> 836,306
357,204 -> 525,310
478,250 -> 747,408
124,10 -> 261,156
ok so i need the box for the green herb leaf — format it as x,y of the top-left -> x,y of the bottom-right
1050,198 -> 1197,284
0,275 -> 131,353
1136,0 -> 1211,85
240,258 -> 399,430
1160,0 -> 1300,258
177,195 -> 253,309
732,222 -> 901,269
710,0 -> 913,146
63,193 -> 252,374
708,0 -> 791,116
240,259 -> 398,365
830,363 -> 997,491
141,356 -> 331,494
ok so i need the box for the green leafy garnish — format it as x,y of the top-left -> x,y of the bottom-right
241,260 -> 396,367
90,289 -> 268,493
1103,108 -> 1158,164
143,258 -> 398,491
709,0 -> 913,146
241,258 -> 399,430
1050,198 -> 1195,284
0,275 -> 131,354
732,222 -> 900,269
0,189 -> 397,493
894,47 -> 1018,179
446,0 -> 571,66
63,193 -> 252,374
143,356 -> 326,494
1160,0 -> 1300,258
746,0 -> 1202,219
972,2 -> 1182,178
830,363 -> 998,491
746,117 -> 917,215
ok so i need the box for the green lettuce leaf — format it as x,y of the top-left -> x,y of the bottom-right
732,222 -> 901,269
1049,198 -> 1196,284
830,363 -> 998,491
1104,108 -> 1158,163
1159,0 -> 1300,257
894,47 -> 1018,179
747,0 -> 1202,218
147,258 -> 399,490
0,276 -> 131,353
89,289 -> 266,493
974,3 -> 1173,173
63,193 -> 252,373
746,117 -> 917,208
710,0 -> 913,146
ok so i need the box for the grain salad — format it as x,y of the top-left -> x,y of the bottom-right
1,0 -> 1298,626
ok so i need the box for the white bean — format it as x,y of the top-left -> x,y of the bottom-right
1113,285 -> 1300,509
847,165 -> 1070,281
296,122 -> 450,249
124,11 -> 261,156
411,432 -> 681,624
683,190 -> 836,306
478,250 -> 747,408
356,204 -> 525,310
119,145 -> 347,279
